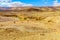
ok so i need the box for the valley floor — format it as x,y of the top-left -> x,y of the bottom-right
0,12 -> 60,40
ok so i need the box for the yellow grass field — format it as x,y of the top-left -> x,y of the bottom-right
0,8 -> 60,40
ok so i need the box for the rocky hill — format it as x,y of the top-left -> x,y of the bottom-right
0,6 -> 60,12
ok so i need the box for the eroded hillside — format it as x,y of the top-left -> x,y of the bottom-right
0,7 -> 60,40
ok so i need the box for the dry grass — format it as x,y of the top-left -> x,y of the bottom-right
0,11 -> 60,40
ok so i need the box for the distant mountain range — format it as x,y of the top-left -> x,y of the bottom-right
0,6 -> 60,12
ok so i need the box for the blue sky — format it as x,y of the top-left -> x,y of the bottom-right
12,0 -> 42,6
0,0 -> 60,7
12,0 -> 60,6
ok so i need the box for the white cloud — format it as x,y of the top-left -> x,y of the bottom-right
53,0 -> 60,6
11,2 -> 33,7
0,0 -> 33,7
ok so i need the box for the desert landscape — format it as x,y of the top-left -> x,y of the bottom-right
0,6 -> 60,40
